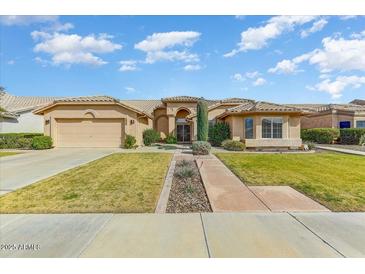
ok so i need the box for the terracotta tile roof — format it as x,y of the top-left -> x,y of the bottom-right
119,100 -> 163,116
54,95 -> 116,103
228,101 -> 301,113
287,103 -> 365,113
161,96 -> 203,103
350,99 -> 365,105
0,91 -> 59,113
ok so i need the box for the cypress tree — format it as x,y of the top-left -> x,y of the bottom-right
197,98 -> 208,141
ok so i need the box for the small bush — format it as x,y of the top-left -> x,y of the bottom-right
165,134 -> 177,144
31,136 -> 53,150
359,134 -> 365,146
143,129 -> 160,146
124,134 -> 137,149
222,139 -> 245,151
208,122 -> 230,146
303,141 -> 316,151
192,141 -> 211,155
340,128 -> 365,145
301,128 -> 340,144
17,137 -> 33,149
176,159 -> 192,168
175,166 -> 195,179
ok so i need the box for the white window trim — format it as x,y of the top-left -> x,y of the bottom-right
261,117 -> 283,139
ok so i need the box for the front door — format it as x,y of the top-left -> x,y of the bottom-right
176,124 -> 191,143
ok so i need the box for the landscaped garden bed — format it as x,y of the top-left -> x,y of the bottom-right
166,159 -> 211,213
0,153 -> 172,213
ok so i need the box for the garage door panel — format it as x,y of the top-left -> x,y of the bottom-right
57,119 -> 124,148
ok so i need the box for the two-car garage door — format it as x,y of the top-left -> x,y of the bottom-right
56,119 -> 124,148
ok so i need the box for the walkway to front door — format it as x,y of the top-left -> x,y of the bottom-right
176,124 -> 190,143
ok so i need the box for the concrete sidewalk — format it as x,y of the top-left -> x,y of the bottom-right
1,213 -> 364,258
316,145 -> 365,156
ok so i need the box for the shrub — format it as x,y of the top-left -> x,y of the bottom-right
192,141 -> 211,155
359,134 -> 365,146
301,128 -> 340,144
197,99 -> 208,141
208,122 -> 230,146
124,134 -> 137,149
165,134 -> 177,144
31,136 -> 53,150
176,159 -> 191,168
303,141 -> 316,151
0,133 -> 43,149
17,137 -> 33,149
175,166 -> 195,179
340,128 -> 365,145
143,129 -> 160,146
222,139 -> 245,151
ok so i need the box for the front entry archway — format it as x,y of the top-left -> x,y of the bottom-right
175,108 -> 192,143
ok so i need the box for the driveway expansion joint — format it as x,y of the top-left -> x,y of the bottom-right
199,213 -> 212,258
287,212 -> 346,258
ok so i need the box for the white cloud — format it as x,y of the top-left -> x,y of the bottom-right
135,31 -> 201,67
339,16 -> 357,20
48,22 -> 74,32
232,73 -> 245,81
0,16 -> 58,26
268,59 -> 298,74
270,35 -> 365,74
253,77 -> 267,86
135,31 -> 200,52
7,60 -> 15,65
245,71 -> 260,79
124,86 -> 136,94
224,16 -> 318,57
119,60 -> 138,72
309,75 -> 365,98
183,64 -> 202,71
32,31 -> 122,66
300,18 -> 328,38
145,50 -> 199,64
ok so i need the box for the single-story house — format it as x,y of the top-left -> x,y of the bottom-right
288,103 -> 365,129
33,95 -> 304,149
0,91 -> 59,133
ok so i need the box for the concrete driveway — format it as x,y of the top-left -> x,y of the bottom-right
0,148 -> 119,194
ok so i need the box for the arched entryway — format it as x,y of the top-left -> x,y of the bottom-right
175,108 -> 191,143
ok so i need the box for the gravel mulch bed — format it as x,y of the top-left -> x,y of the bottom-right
166,159 -> 212,213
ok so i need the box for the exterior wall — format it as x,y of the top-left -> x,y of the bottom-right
354,113 -> 365,128
0,110 -> 44,133
301,113 -> 333,129
41,103 -> 151,146
154,108 -> 168,139
224,113 -> 302,148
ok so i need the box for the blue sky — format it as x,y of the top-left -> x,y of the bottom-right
1,15 -> 364,103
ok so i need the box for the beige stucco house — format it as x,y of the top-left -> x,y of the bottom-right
288,103 -> 365,129
34,95 -> 304,149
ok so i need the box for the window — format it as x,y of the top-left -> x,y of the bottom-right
356,120 -> 365,128
244,117 -> 254,139
339,121 -> 351,128
262,118 -> 283,139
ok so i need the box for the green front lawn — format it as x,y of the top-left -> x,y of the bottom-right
216,152 -> 365,212
0,153 -> 172,213
0,152 -> 20,157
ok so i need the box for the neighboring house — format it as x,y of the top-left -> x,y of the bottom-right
0,91 -> 59,133
33,95 -> 303,149
288,102 -> 365,129
350,99 -> 365,106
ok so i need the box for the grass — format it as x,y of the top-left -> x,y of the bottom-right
0,152 -> 20,157
0,153 -> 172,213
215,152 -> 365,212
